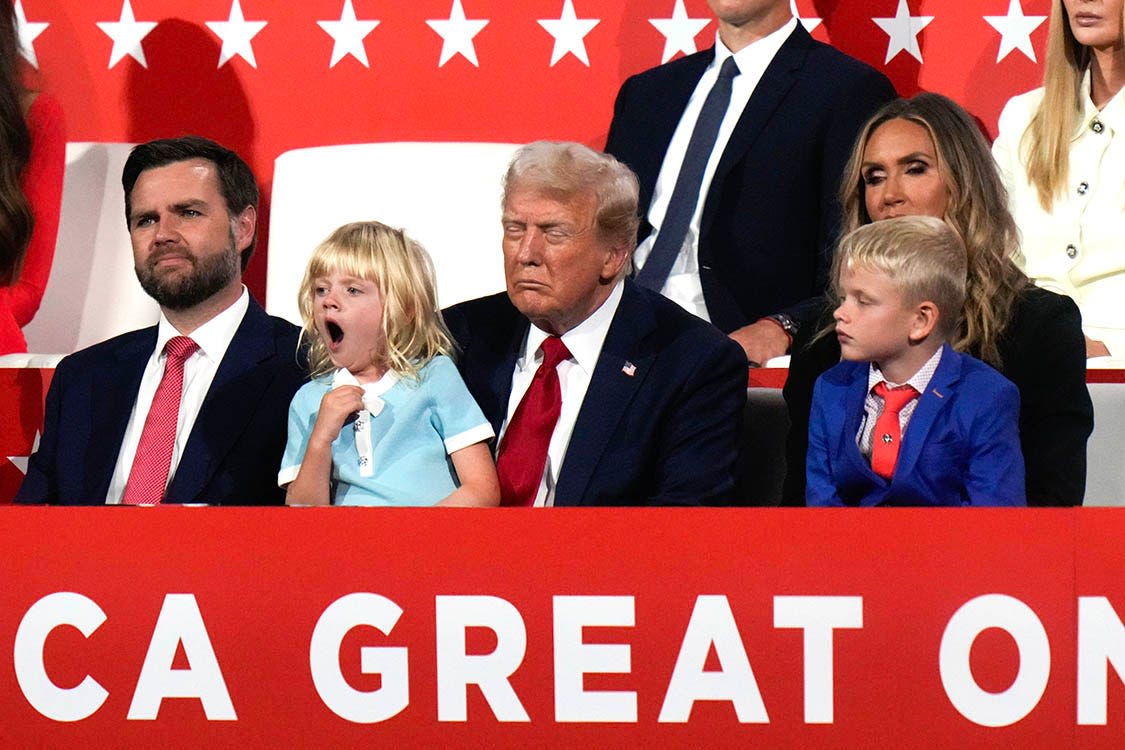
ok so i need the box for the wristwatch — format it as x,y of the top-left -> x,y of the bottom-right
764,313 -> 799,339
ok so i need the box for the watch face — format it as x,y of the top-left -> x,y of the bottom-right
771,314 -> 797,335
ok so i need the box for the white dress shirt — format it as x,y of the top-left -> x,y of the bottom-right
994,71 -> 1125,356
106,288 -> 250,504
498,280 -> 623,506
634,18 -> 797,321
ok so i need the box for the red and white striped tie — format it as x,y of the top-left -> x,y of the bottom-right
122,336 -> 199,505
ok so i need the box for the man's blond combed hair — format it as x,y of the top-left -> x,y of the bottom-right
503,140 -> 640,275
834,216 -> 968,340
298,221 -> 453,380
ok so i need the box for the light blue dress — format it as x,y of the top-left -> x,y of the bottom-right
279,355 -> 493,505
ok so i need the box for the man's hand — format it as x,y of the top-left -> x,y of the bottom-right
1086,335 -> 1111,359
729,319 -> 790,366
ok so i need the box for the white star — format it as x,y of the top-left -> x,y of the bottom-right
96,0 -> 157,69
649,0 -> 710,64
318,0 -> 380,68
9,431 -> 39,475
984,0 -> 1047,63
426,0 -> 489,68
206,0 -> 268,69
873,0 -> 934,64
791,0 -> 822,33
538,0 -> 600,67
14,1 -> 48,69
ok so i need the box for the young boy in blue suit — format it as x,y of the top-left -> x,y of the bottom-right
806,216 -> 1025,506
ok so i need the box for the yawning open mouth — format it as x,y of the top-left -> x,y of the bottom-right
326,321 -> 344,345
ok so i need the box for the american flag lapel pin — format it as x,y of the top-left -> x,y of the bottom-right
622,361 -> 636,377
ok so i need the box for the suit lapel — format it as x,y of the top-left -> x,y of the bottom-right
486,311 -> 527,440
165,301 -> 278,503
86,332 -> 154,498
893,346 -> 961,481
639,52 -> 715,211
461,297 -> 526,441
702,25 -> 811,236
554,283 -> 656,506
837,364 -> 877,482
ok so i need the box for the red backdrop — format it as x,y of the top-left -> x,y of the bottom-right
20,0 -> 1052,296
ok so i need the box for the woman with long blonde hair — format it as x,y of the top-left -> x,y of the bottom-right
784,93 -> 1092,507
993,0 -> 1125,358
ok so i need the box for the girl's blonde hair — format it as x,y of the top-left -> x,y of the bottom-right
1020,0 -> 1113,209
837,93 -> 1027,367
298,221 -> 453,380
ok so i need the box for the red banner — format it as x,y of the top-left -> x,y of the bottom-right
2,507 -> 1123,747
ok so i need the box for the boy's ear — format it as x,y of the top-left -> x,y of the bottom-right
908,301 -> 939,344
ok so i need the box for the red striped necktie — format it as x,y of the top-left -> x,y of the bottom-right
122,336 -> 199,505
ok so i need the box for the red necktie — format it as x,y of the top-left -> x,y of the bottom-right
496,336 -> 571,506
870,381 -> 919,480
122,336 -> 200,505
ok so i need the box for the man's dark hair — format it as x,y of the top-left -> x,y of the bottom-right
122,135 -> 260,268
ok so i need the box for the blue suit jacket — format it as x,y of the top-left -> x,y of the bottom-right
16,299 -> 307,505
604,24 -> 895,332
443,281 -> 748,506
806,346 -> 1026,506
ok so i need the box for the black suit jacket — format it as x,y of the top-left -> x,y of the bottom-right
443,282 -> 748,506
783,286 -> 1094,506
605,24 -> 895,332
16,299 -> 307,505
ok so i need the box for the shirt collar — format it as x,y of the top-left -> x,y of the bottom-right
1076,67 -> 1125,138
522,279 -> 625,375
154,286 -> 249,362
332,366 -> 400,397
713,16 -> 797,74
867,344 -> 944,394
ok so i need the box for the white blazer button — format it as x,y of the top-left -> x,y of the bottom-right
1077,181 -> 1089,195
1066,244 -> 1078,259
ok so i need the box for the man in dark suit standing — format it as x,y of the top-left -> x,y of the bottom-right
17,136 -> 305,505
444,141 -> 747,507
605,0 -> 894,366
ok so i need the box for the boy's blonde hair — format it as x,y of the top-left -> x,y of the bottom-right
298,221 -> 453,380
834,215 -> 968,340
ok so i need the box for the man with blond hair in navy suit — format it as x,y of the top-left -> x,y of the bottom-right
444,141 -> 748,507
18,136 -> 305,505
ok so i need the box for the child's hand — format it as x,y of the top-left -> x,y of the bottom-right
310,385 -> 366,445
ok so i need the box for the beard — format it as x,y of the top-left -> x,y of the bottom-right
135,230 -> 241,311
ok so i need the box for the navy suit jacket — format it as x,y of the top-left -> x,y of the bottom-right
604,24 -> 895,332
806,346 -> 1026,507
443,281 -> 748,506
16,299 -> 307,505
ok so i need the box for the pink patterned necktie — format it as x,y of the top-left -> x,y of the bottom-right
122,336 -> 200,505
496,336 -> 571,506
